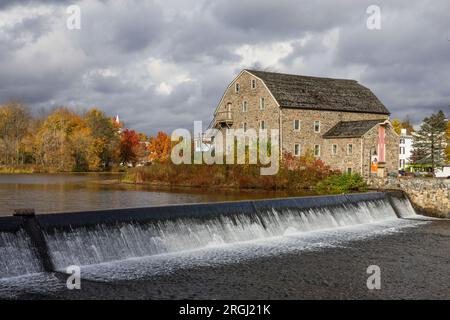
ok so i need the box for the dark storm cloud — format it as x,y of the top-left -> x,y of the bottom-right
0,0 -> 74,9
0,0 -> 448,134
332,1 -> 450,123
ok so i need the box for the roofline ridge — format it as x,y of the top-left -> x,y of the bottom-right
245,69 -> 358,82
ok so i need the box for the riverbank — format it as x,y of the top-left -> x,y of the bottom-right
0,166 -> 126,175
123,156 -> 368,194
9,219 -> 449,300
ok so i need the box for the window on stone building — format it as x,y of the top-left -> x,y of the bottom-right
235,83 -> 240,93
260,97 -> 265,110
347,167 -> 352,174
314,121 -> 320,133
251,79 -> 256,89
242,122 -> 247,132
332,144 -> 338,155
243,101 -> 248,112
260,120 -> 265,130
314,144 -> 320,157
294,119 -> 300,131
294,144 -> 301,156
347,144 -> 353,155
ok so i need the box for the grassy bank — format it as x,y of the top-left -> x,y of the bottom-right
0,166 -> 38,174
0,164 -> 126,174
123,154 -> 367,194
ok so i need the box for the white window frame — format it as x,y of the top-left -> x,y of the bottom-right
260,120 -> 266,130
242,101 -> 248,112
314,144 -> 321,157
259,97 -> 265,110
314,120 -> 321,133
235,83 -> 240,93
294,119 -> 301,131
251,79 -> 256,89
332,144 -> 338,155
347,144 -> 353,155
294,144 -> 301,157
242,122 -> 247,132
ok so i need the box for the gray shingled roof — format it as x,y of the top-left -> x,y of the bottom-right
323,119 -> 386,138
246,70 -> 390,114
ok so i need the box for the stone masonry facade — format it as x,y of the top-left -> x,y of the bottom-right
213,70 -> 399,176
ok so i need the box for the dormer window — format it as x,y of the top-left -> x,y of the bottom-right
235,83 -> 240,93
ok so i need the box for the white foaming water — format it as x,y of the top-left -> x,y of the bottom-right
391,197 -> 419,218
44,199 -> 399,270
69,218 -> 430,282
0,218 -> 429,299
0,231 -> 43,279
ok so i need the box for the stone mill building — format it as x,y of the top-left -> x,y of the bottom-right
211,69 -> 399,177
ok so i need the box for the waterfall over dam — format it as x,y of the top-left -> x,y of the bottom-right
0,192 -> 419,279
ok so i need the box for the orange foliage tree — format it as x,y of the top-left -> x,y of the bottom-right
148,131 -> 171,163
119,129 -> 140,165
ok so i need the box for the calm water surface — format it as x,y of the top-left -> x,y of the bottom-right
0,174 -> 310,216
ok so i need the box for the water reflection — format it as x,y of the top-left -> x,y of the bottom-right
0,174 -> 313,216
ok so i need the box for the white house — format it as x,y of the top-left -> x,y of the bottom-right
435,165 -> 450,178
399,128 -> 413,170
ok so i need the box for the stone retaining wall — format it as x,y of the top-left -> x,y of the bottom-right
367,177 -> 450,217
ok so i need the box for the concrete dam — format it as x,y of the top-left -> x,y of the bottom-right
0,192 -> 419,280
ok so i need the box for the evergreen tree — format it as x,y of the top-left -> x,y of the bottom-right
411,110 -> 447,170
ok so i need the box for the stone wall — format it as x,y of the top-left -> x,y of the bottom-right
367,177 -> 450,217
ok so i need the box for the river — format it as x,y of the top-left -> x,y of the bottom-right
0,173 -> 309,216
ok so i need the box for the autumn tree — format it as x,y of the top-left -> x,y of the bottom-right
148,131 -> 171,162
118,129 -> 140,166
70,125 -> 93,171
0,101 -> 31,165
34,108 -> 82,171
391,117 -> 414,135
83,109 -> 120,170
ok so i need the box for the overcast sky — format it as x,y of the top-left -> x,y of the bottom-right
0,0 -> 449,134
